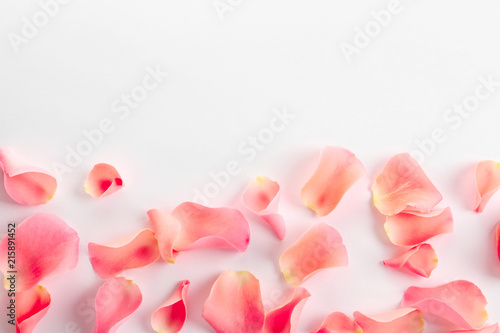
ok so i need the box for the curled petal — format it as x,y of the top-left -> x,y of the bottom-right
301,146 -> 365,217
279,222 -> 348,287
473,160 -> 500,212
449,323 -> 500,333
311,312 -> 362,333
94,277 -> 142,333
264,287 -> 311,333
16,285 -> 51,333
384,207 -> 453,246
383,243 -> 438,278
0,147 -> 57,205
148,209 -> 180,263
0,213 -> 79,292
84,163 -> 124,198
88,229 -> 160,279
353,308 -> 424,333
242,176 -> 286,239
202,270 -> 265,333
496,222 -> 500,261
372,153 -> 443,216
151,280 -> 190,333
402,280 -> 488,330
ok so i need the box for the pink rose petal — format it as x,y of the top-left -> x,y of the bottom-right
311,312 -> 362,333
353,308 -> 425,333
383,243 -> 438,278
151,280 -> 190,333
84,163 -> 124,198
16,285 -> 51,333
449,323 -> 500,333
496,222 -> 500,261
473,160 -> 500,212
263,287 -> 311,333
147,209 -> 180,263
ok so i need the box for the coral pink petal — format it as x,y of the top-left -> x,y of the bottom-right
449,323 -> 500,333
0,213 -> 79,292
383,243 -> 438,278
0,147 -> 57,205
148,209 -> 180,263
353,308 -> 424,333
402,280 -> 488,329
151,280 -> 190,333
88,229 -> 160,279
473,160 -> 500,212
372,153 -> 443,216
84,163 -> 123,198
496,222 -> 500,261
279,222 -> 348,287
94,277 -> 142,333
311,312 -> 362,333
384,207 -> 453,246
202,270 -> 265,333
301,146 -> 365,217
16,285 -> 51,333
264,287 -> 311,333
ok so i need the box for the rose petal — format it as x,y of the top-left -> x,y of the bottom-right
242,176 -> 286,239
384,207 -> 453,246
88,229 -> 160,279
496,222 -> 500,261
0,213 -> 79,292
279,222 -> 348,287
94,277 -> 142,333
402,280 -> 488,329
84,163 -> 124,198
0,147 -> 57,205
301,146 -> 365,217
473,160 -> 500,212
147,209 -> 180,263
372,153 -> 443,216
311,312 -> 362,333
16,285 -> 51,333
449,323 -> 500,333
383,243 -> 438,278
263,287 -> 311,333
202,270 -> 265,333
353,308 -> 424,333
151,280 -> 190,333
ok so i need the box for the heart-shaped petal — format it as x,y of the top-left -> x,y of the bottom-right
263,287 -> 310,333
84,163 -> 124,198
353,308 -> 424,333
151,280 -> 190,333
16,285 -> 51,333
311,312 -> 362,333
383,243 -> 438,278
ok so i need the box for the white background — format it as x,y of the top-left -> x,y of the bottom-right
1,1 -> 500,332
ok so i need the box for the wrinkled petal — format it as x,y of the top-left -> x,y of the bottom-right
151,280 -> 190,333
202,270 -> 265,333
473,160 -> 500,212
94,277 -> 142,333
372,153 -> 443,216
301,146 -> 365,217
279,222 -> 348,287
263,287 -> 310,333
496,222 -> 500,261
147,209 -> 180,263
383,243 -> 438,278
402,280 -> 488,330
353,308 -> 424,333
0,213 -> 79,292
311,312 -> 362,333
0,147 -> 57,205
449,323 -> 500,333
242,176 -> 286,240
84,163 -> 123,198
16,285 -> 51,333
384,207 -> 453,246
88,229 -> 160,279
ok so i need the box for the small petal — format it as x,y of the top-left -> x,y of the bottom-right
202,270 -> 265,333
148,209 -> 180,263
353,308 -> 424,333
0,147 -> 57,205
84,163 -> 124,198
496,222 -> 500,261
88,229 -> 160,279
402,280 -> 488,330
263,287 -> 311,333
279,222 -> 348,287
301,146 -> 365,217
311,312 -> 362,333
16,285 -> 51,333
449,323 -> 500,333
151,280 -> 190,333
94,277 -> 142,333
473,160 -> 500,212
372,153 -> 443,216
383,243 -> 438,278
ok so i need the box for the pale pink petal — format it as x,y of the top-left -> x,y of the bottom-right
279,222 -> 348,287
94,277 -> 142,333
84,163 -> 124,198
151,280 -> 190,333
449,323 -> 500,333
383,243 -> 438,278
0,147 -> 57,205
16,285 -> 51,333
473,160 -> 500,212
263,287 -> 311,333
353,308 -> 424,333
496,222 -> 500,261
384,207 -> 454,246
242,176 -> 286,239
311,312 -> 362,333
88,229 -> 160,279
148,209 -> 180,263
0,213 -> 79,292
372,153 -> 443,216
202,270 -> 265,333
402,280 -> 489,329
301,146 -> 365,217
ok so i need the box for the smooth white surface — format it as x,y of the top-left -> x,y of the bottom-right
1,1 -> 500,332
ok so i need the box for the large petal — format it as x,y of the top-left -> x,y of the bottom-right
94,277 -> 142,333
372,153 -> 443,216
449,323 -> 500,333
151,280 -> 190,333
496,222 -> 500,261
0,213 -> 79,292
263,287 -> 311,333
311,312 -> 362,333
402,280 -> 488,329
88,229 -> 160,279
279,222 -> 348,287
383,243 -> 438,278
147,209 -> 180,263
301,146 -> 365,217
473,160 -> 500,212
0,147 -> 57,205
84,163 -> 124,199
16,285 -> 51,333
353,308 -> 424,333
202,270 -> 265,333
